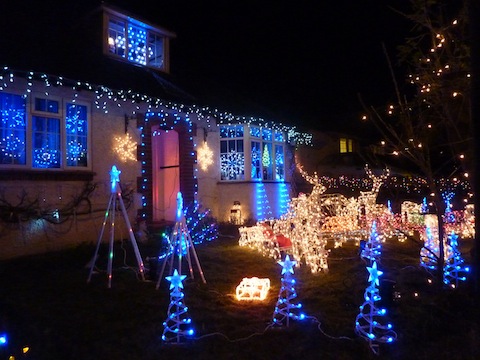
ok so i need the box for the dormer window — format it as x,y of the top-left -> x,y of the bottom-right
103,7 -> 174,72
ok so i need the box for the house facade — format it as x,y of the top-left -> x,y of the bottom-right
0,2 -> 311,259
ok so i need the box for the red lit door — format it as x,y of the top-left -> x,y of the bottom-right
152,127 -> 180,222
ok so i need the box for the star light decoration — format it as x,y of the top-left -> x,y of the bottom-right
196,141 -> 214,171
355,260 -> 396,355
272,255 -> 305,327
113,133 -> 137,162
161,268 -> 195,343
220,150 -> 245,180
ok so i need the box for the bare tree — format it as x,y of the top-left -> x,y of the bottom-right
360,0 -> 472,287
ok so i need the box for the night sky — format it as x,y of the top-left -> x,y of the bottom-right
115,0 -> 413,132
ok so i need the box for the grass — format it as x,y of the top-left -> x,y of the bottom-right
0,224 -> 479,360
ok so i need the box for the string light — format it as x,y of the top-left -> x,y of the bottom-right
196,141 -> 214,171
113,133 -> 137,162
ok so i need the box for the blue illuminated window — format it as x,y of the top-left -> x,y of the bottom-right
106,14 -> 166,70
275,144 -> 284,181
32,116 -> 61,168
0,93 -> 26,165
250,126 -> 261,138
220,124 -> 285,182
220,125 -> 244,180
251,141 -> 261,180
262,142 -> 273,180
65,103 -> 88,167
32,98 -> 60,168
0,92 -> 89,171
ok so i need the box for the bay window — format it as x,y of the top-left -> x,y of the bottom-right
220,124 -> 286,182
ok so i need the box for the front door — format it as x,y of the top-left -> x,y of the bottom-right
152,127 -> 180,222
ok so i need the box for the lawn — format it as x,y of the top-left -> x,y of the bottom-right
0,224 -> 478,360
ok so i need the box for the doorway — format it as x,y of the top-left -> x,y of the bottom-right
152,127 -> 180,222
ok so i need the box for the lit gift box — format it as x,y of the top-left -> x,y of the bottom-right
236,277 -> 271,301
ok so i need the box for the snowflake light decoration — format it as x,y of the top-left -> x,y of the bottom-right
197,141 -> 214,171
113,133 -> 137,162
220,150 -> 244,180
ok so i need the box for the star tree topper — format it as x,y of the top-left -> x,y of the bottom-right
109,165 -> 121,192
166,269 -> 187,291
279,254 -> 296,275
367,261 -> 383,287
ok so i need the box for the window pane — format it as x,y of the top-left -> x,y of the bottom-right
340,138 -> 347,153
0,93 -> 26,165
35,98 -> 59,113
235,125 -> 244,138
32,116 -> 61,168
262,142 -> 273,180
128,24 -> 148,65
262,128 -> 272,141
220,136 -> 244,181
251,141 -> 261,180
108,19 -> 126,57
66,103 -> 88,167
148,32 -> 164,68
274,130 -> 284,142
220,124 -> 244,139
250,126 -> 260,138
275,144 -> 284,181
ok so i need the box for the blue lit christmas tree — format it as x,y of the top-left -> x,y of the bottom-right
421,197 -> 428,214
272,255 -> 305,327
443,231 -> 470,288
361,221 -> 382,263
420,225 -> 438,271
161,269 -> 195,343
184,200 -> 218,245
355,261 -> 396,355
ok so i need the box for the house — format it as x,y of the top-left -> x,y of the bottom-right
0,1 -> 312,258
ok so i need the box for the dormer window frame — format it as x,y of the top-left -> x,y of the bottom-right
102,6 -> 175,73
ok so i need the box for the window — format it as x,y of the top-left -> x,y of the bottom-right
0,92 -> 90,170
65,103 -> 88,167
340,138 -> 353,153
0,93 -> 26,165
32,98 -> 61,168
106,13 -> 167,71
220,124 -> 286,182
220,125 -> 244,180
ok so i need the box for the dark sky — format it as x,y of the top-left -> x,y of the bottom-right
117,1 -> 413,132
141,0 -> 413,132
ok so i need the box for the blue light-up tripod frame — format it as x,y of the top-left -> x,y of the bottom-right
87,165 -> 145,288
155,192 -> 206,289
